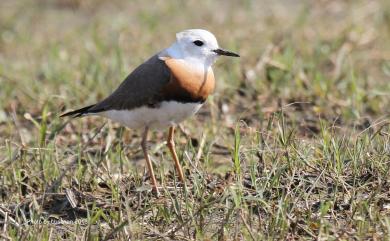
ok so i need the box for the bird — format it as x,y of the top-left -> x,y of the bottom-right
61,29 -> 239,194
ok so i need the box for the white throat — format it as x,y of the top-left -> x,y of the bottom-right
161,42 -> 216,71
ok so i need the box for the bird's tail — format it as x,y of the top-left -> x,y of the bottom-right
60,104 -> 97,118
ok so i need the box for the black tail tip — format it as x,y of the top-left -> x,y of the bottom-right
60,111 -> 81,118
60,104 -> 96,118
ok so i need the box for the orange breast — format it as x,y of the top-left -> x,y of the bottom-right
163,58 -> 215,103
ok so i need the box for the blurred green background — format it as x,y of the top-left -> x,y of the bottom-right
1,0 -> 390,240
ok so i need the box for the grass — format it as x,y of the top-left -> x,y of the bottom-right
1,0 -> 390,240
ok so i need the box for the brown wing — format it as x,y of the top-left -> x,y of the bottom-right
88,55 -> 172,112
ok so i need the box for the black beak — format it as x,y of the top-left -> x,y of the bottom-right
213,48 -> 240,57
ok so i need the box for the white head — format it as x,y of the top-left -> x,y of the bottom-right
164,29 -> 239,68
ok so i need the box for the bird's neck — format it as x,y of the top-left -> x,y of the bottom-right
161,43 -> 214,72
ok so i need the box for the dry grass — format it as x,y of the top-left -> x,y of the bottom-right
1,0 -> 390,240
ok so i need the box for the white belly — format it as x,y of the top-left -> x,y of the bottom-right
100,101 -> 203,129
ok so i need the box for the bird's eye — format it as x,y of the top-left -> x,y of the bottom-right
193,40 -> 204,46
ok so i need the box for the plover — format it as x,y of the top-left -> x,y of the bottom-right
61,29 -> 239,194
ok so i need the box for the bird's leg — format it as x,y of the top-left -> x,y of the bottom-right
141,126 -> 159,194
167,126 -> 185,183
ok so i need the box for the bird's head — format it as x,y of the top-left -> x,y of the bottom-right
167,29 -> 239,67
